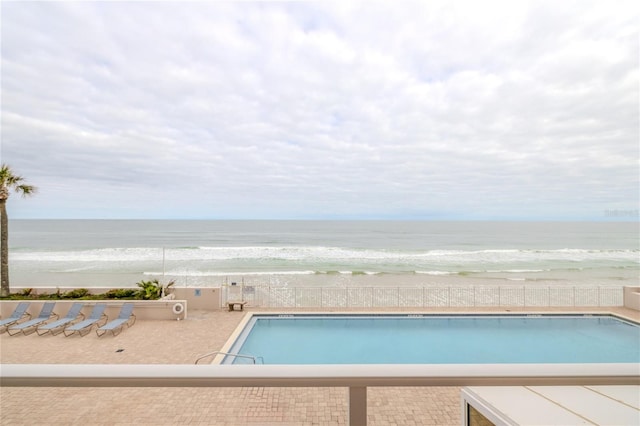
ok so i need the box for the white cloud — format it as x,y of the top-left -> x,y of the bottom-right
1,0 -> 638,219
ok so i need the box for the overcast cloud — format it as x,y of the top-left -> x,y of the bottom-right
1,1 -> 638,220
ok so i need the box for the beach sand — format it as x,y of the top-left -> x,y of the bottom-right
1,307 -> 638,425
12,261 -> 640,291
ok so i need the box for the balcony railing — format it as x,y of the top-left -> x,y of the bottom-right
2,363 -> 638,425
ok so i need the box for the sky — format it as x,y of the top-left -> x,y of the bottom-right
1,0 -> 638,220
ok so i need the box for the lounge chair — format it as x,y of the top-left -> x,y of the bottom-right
63,303 -> 107,337
36,302 -> 85,336
96,303 -> 136,337
0,302 -> 31,333
7,302 -> 57,336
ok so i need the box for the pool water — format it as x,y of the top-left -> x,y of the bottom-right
224,314 -> 640,364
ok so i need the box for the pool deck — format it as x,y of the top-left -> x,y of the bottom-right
1,306 -> 638,425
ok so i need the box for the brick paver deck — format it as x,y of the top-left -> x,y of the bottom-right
1,307 -> 637,425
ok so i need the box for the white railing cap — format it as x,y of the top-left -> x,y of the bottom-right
2,363 -> 638,387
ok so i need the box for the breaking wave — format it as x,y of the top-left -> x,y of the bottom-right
11,246 -> 640,263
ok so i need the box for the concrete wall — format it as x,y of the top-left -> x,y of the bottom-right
623,286 -> 640,311
8,287 -> 222,311
1,286 -> 224,323
171,287 -> 221,310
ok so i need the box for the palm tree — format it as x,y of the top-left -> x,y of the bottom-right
1,164 -> 37,297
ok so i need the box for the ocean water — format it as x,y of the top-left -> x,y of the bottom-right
6,220 -> 639,289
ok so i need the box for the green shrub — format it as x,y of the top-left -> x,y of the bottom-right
103,288 -> 137,299
0,281 -> 174,300
62,288 -> 89,299
136,279 -> 174,300
38,292 -> 59,299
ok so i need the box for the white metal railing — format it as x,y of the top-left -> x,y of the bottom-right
2,364 -> 638,426
222,285 -> 624,308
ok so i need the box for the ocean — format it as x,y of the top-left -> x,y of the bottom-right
6,220 -> 639,289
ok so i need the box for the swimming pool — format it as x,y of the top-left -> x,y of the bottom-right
222,314 -> 640,364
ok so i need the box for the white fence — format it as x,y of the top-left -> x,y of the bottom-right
223,285 -> 624,308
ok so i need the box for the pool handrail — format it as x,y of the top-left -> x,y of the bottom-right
195,351 -> 263,364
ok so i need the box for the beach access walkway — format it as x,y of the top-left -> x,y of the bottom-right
1,306 -> 638,425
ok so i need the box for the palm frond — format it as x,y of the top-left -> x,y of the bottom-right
0,164 -> 23,185
0,164 -> 36,196
17,184 -> 37,197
